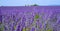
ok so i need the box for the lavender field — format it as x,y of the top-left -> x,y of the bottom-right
0,6 -> 60,31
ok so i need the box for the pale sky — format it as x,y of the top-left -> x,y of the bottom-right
0,0 -> 60,6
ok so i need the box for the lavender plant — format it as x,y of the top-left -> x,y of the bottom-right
1,6 -> 60,31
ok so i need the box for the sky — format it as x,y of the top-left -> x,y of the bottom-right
0,0 -> 60,6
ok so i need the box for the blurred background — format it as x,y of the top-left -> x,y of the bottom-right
0,0 -> 60,6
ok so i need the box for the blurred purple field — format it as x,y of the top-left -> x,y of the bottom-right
0,6 -> 60,31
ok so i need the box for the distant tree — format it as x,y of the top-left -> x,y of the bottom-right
33,4 -> 38,6
24,4 -> 39,6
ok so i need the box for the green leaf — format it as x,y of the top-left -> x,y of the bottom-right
35,14 -> 39,19
0,27 -> 4,31
47,29 -> 52,31
0,24 -> 4,31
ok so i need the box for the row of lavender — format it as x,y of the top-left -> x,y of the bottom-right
0,6 -> 60,31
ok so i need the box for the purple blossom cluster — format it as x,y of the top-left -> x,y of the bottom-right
0,6 -> 60,31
